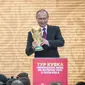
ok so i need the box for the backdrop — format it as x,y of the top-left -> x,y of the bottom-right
0,0 -> 85,85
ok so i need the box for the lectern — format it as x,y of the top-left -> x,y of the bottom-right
33,58 -> 68,85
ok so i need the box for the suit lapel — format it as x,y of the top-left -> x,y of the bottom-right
47,25 -> 51,40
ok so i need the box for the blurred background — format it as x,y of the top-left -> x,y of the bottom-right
0,0 -> 85,85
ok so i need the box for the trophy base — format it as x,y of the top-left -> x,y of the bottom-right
35,46 -> 43,51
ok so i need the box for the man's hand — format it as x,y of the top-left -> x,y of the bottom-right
41,38 -> 49,46
32,41 -> 39,49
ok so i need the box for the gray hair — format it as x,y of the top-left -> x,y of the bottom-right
36,9 -> 49,18
0,81 -> 3,85
11,80 -> 23,85
50,82 -> 62,85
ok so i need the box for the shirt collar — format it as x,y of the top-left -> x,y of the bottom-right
41,25 -> 47,31
41,25 -> 47,35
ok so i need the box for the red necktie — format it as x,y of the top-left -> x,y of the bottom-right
42,28 -> 47,39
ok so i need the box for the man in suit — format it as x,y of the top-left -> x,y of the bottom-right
26,9 -> 64,58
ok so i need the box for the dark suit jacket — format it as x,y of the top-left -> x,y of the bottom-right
25,25 -> 64,58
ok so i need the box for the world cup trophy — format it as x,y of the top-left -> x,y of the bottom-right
31,28 -> 43,51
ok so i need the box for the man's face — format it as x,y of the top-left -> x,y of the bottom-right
36,11 -> 49,28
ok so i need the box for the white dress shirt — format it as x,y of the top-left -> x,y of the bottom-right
41,25 -> 47,36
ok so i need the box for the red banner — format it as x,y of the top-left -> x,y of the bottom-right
33,58 -> 68,85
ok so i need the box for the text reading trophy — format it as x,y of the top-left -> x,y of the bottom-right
31,28 -> 43,51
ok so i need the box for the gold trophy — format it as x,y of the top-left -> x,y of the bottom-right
31,28 -> 43,51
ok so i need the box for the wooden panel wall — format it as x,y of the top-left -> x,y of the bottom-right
0,0 -> 85,85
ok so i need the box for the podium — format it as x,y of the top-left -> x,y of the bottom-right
33,58 -> 68,85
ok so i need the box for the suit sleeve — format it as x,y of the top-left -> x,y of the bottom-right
25,32 -> 34,56
48,26 -> 65,48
